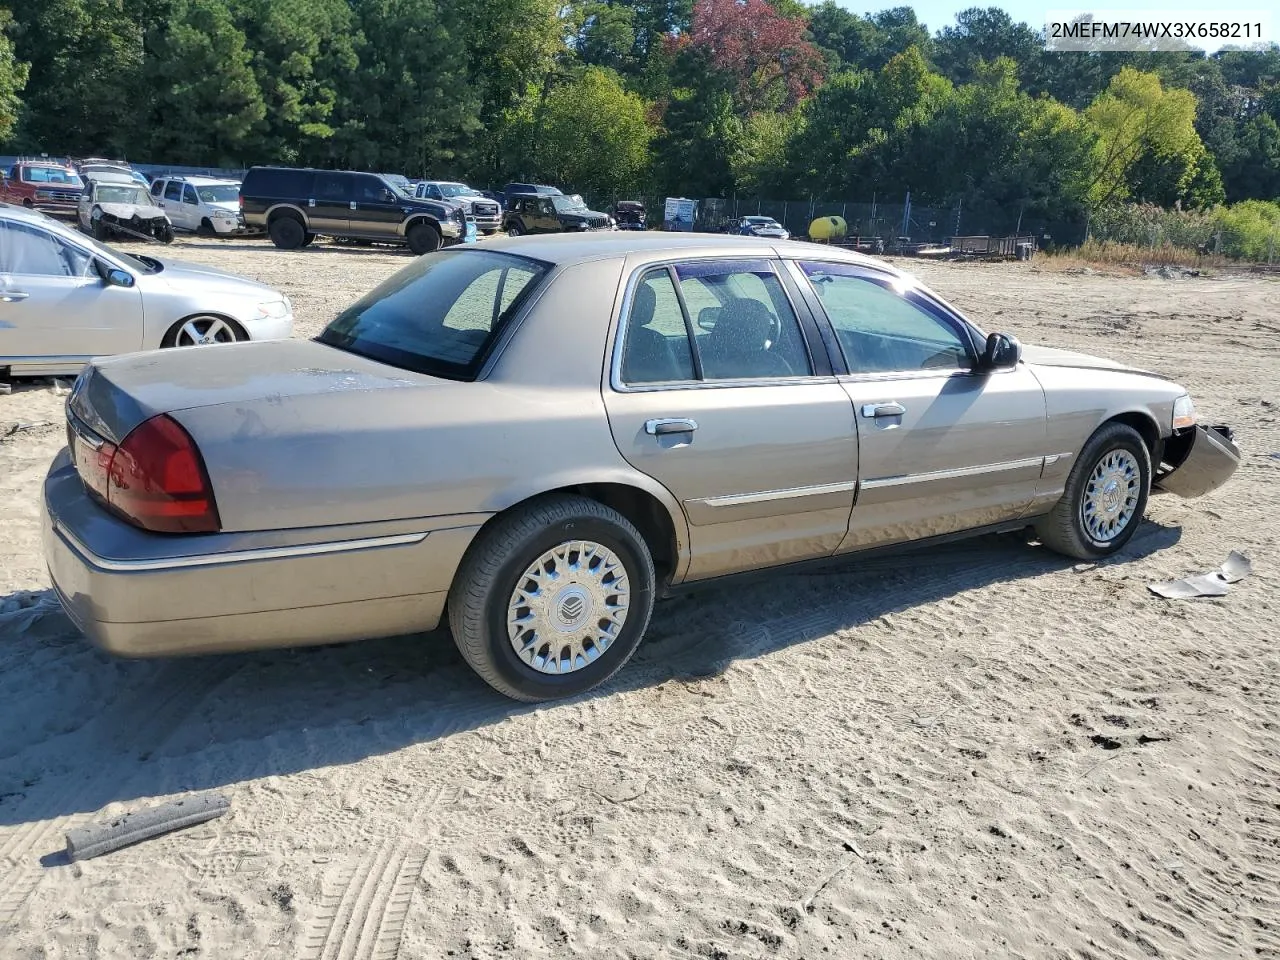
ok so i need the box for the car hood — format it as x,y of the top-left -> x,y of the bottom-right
72,339 -> 422,443
209,201 -> 239,215
1021,344 -> 1144,373
137,257 -> 280,298
97,201 -> 166,219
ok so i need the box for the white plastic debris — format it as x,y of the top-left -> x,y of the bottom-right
1149,551 -> 1253,599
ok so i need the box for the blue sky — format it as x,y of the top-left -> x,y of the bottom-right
831,0 -> 1274,52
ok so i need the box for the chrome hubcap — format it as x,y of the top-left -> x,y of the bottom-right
1081,449 -> 1140,543
507,540 -> 630,675
176,317 -> 236,347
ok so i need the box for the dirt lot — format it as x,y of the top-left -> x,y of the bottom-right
1,238 -> 1278,959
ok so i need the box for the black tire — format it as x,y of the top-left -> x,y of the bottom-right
447,494 -> 656,702
92,216 -> 108,242
157,223 -> 174,244
505,222 -> 523,237
1035,422 -> 1152,560
301,232 -> 316,247
268,215 -> 305,250
407,221 -> 441,255
197,217 -> 215,237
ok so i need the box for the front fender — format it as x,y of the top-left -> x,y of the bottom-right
1154,425 -> 1241,498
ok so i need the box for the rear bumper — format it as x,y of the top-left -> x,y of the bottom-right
1154,424 -> 1241,498
42,451 -> 482,657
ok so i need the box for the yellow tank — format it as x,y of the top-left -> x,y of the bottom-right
808,216 -> 847,242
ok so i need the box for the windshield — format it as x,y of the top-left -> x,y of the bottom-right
197,184 -> 240,203
23,167 -> 82,186
96,184 -> 151,205
436,183 -> 472,198
317,249 -> 550,380
552,195 -> 588,213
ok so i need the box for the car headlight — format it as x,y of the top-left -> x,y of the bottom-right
1172,394 -> 1196,430
256,299 -> 290,319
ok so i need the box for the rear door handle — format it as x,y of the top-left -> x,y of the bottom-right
645,418 -> 698,436
861,402 -> 906,418
0,291 -> 29,302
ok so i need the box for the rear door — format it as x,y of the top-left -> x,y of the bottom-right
788,259 -> 1048,552
603,257 -> 858,581
0,218 -> 144,362
310,172 -> 352,235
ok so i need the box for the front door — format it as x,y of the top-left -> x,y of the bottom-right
160,179 -> 187,228
350,173 -> 404,239
788,259 -> 1048,552
0,218 -> 144,362
310,172 -> 352,235
176,183 -> 202,231
603,257 -> 858,581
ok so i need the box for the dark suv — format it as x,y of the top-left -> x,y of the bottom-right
240,166 -> 463,254
502,194 -> 613,236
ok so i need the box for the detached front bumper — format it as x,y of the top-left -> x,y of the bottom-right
1154,424 -> 1240,498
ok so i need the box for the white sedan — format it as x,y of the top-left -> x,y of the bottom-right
0,204 -> 293,378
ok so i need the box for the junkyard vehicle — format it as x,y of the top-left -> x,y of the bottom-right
77,173 -> 174,243
502,193 -> 612,235
73,159 -> 150,188
239,166 -> 463,253
737,215 -> 790,239
1,160 -> 84,217
502,182 -> 562,209
0,204 -> 292,378
43,235 -> 1239,703
613,200 -> 647,231
149,176 -> 247,235
415,181 -> 503,234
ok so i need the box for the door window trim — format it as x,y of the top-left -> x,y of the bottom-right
783,258 -> 987,380
609,255 -> 828,393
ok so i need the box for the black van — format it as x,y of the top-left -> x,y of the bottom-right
240,166 -> 464,254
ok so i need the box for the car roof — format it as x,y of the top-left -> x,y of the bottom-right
472,232 -> 897,272
87,172 -> 142,185
158,175 -> 239,185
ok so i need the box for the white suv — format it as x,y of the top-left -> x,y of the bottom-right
148,175 -> 247,235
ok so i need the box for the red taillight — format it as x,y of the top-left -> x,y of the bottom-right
104,415 -> 220,533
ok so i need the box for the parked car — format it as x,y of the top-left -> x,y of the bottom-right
42,234 -> 1238,703
73,159 -> 150,188
414,181 -> 502,234
1,160 -> 84,217
0,204 -> 292,379
77,172 -> 175,244
148,176 -> 247,235
612,200 -> 647,231
502,193 -> 612,235
737,215 -> 790,239
239,165 -> 464,253
502,182 -> 561,208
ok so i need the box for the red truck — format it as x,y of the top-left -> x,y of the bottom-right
1,159 -> 84,217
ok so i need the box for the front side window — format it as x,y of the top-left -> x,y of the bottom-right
798,262 -> 973,374
0,220 -> 94,277
354,175 -> 389,202
619,259 -> 812,385
317,249 -> 550,380
183,185 -> 199,205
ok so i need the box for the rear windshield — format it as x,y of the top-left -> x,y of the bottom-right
316,249 -> 550,380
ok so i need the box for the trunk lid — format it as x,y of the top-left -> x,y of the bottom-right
69,339 -> 423,444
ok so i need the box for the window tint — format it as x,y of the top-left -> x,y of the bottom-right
0,220 -> 94,277
183,185 -> 199,205
243,167 -> 312,197
317,250 -> 549,380
314,172 -> 349,202
799,262 -> 972,373
150,179 -> 164,197
620,269 -> 696,384
354,174 -> 388,202
164,181 -> 183,201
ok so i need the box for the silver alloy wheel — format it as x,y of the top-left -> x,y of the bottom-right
1081,448 -> 1141,542
507,539 -> 630,675
174,316 -> 239,347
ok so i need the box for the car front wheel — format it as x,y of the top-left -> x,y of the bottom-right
407,222 -> 441,255
448,494 -> 656,702
1036,422 -> 1151,560
161,315 -> 247,348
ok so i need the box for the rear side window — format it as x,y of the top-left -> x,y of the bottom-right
243,167 -> 314,197
164,181 -> 182,201
150,179 -> 164,197
317,250 -> 550,380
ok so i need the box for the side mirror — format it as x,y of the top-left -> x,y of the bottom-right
980,332 -> 1021,371
382,189 -> 396,203
98,262 -> 135,288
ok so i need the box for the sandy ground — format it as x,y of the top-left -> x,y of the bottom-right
1,237 -> 1278,959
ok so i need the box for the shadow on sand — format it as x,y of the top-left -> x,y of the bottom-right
0,521 -> 1181,830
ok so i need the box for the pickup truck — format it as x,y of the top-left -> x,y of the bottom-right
1,160 -> 84,217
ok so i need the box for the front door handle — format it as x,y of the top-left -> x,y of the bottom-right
861,402 -> 906,418
0,291 -> 29,302
645,418 -> 698,436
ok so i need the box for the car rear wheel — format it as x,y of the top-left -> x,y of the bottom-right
1036,422 -> 1151,560
301,232 -> 316,247
161,315 -> 246,348
407,222 -> 441,255
448,494 -> 656,702
268,216 -> 305,250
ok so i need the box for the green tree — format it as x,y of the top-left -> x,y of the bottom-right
1084,67 -> 1210,207
144,0 -> 264,164
0,8 -> 29,143
933,7 -> 1042,86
